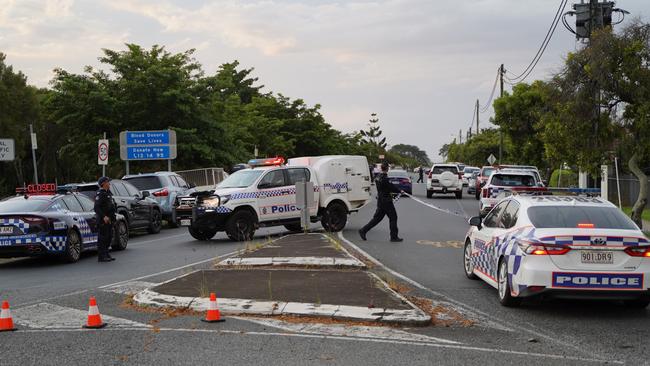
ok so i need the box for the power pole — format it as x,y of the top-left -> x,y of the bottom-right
475,99 -> 479,134
459,129 -> 462,144
498,64 -> 505,164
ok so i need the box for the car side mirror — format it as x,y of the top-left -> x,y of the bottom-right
468,216 -> 482,229
141,191 -> 151,198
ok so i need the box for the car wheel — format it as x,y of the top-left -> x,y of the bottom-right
63,229 -> 82,263
455,191 -> 463,199
623,298 -> 650,309
284,223 -> 303,232
497,258 -> 521,307
426,190 -> 433,199
463,240 -> 478,280
321,202 -> 348,232
111,220 -> 129,251
225,210 -> 256,241
147,209 -> 162,234
189,225 -> 218,241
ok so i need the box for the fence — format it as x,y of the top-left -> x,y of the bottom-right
176,167 -> 228,190
607,175 -> 650,207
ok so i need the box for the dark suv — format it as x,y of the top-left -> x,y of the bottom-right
59,179 -> 163,234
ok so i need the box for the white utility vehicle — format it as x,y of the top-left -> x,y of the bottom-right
426,164 -> 463,199
176,156 -> 371,241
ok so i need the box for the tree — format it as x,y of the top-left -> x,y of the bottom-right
389,144 -> 431,167
359,113 -> 387,150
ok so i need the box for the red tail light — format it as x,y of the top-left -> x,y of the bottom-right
624,247 -> 650,257
521,244 -> 571,255
482,188 -> 489,198
399,178 -> 410,184
577,223 -> 595,228
428,172 -> 432,179
153,188 -> 169,197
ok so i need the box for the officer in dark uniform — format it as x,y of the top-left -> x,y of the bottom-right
94,177 -> 116,262
359,162 -> 404,242
417,166 -> 424,183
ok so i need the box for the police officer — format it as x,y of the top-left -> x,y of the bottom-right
359,162 -> 404,242
417,166 -> 424,183
94,177 -> 116,262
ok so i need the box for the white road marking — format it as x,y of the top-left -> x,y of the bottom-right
102,281 -> 158,295
14,327 -> 620,364
14,289 -> 90,309
238,317 -> 459,344
12,303 -> 150,329
338,231 -> 603,360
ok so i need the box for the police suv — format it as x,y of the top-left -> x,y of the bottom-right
176,156 -> 372,241
464,191 -> 650,308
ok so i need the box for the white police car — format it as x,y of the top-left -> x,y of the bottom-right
464,193 -> 650,307
478,170 -> 538,216
178,156 -> 371,241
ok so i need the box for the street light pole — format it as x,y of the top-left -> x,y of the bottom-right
498,64 -> 505,164
30,124 -> 38,184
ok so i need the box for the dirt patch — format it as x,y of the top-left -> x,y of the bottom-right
406,296 -> 475,327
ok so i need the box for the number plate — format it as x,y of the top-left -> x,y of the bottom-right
0,226 -> 13,235
581,251 -> 614,264
180,219 -> 191,227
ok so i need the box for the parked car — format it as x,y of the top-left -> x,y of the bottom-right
462,166 -> 480,187
231,163 -> 250,173
426,164 -> 463,199
387,169 -> 412,195
478,170 -> 537,216
467,171 -> 479,195
475,165 -> 498,200
123,172 -> 196,227
59,179 -> 163,234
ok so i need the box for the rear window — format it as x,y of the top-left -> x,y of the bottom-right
432,166 -> 458,174
123,176 -> 163,190
388,170 -> 409,178
528,206 -> 638,230
481,167 -> 496,177
0,198 -> 51,213
490,174 -> 536,187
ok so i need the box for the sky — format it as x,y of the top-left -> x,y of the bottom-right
1,0 -> 649,162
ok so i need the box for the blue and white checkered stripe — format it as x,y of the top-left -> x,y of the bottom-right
50,202 -> 97,244
324,183 -> 348,191
230,186 -> 319,200
539,235 -> 649,247
196,206 -> 233,214
0,218 -> 30,234
4,235 -> 67,252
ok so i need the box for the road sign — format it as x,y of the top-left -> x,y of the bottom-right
119,130 -> 177,161
98,139 -> 109,165
487,154 -> 496,165
30,133 -> 38,150
379,155 -> 385,160
0,139 -> 15,161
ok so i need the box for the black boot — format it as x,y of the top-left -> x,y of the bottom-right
390,237 -> 404,242
358,230 -> 367,241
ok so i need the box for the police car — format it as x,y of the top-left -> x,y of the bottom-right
464,191 -> 650,308
177,156 -> 371,241
478,170 -> 538,216
0,184 -> 128,263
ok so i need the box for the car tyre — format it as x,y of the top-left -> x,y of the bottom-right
455,191 -> 463,199
225,210 -> 256,241
63,229 -> 82,263
283,223 -> 303,232
497,258 -> 521,307
426,190 -> 433,199
321,202 -> 348,232
623,298 -> 650,309
147,209 -> 162,234
189,225 -> 218,241
463,240 -> 478,280
111,220 -> 129,251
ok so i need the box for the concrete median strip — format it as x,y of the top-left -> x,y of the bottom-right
217,256 -> 365,268
133,288 -> 430,325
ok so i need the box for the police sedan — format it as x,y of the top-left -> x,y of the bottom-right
463,193 -> 650,308
0,184 -> 128,263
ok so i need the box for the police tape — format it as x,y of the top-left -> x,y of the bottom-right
396,192 -> 470,219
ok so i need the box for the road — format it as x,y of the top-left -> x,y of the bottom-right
0,183 -> 645,365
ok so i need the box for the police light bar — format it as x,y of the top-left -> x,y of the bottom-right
248,157 -> 285,167
16,183 -> 57,195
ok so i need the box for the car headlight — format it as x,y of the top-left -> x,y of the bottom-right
201,197 -> 220,207
219,195 -> 231,205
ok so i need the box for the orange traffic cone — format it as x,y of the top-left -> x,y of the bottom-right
83,296 -> 106,329
0,301 -> 16,332
201,293 -> 225,323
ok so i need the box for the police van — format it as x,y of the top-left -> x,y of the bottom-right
176,156 -> 371,241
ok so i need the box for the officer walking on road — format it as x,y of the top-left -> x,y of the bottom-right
417,166 -> 424,183
94,177 -> 116,262
359,162 -> 404,242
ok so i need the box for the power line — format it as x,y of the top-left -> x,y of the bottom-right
506,0 -> 568,83
479,67 -> 500,113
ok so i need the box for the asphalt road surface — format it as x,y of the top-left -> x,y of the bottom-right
1,183 -> 646,365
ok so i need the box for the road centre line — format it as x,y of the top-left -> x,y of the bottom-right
337,231 -> 602,360
14,327 -> 620,364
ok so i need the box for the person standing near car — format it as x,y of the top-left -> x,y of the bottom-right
417,166 -> 424,183
359,162 -> 404,242
94,177 -> 116,262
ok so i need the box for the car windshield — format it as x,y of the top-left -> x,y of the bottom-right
217,170 -> 264,188
432,166 -> 458,174
123,176 -> 163,190
490,174 -> 536,187
388,170 -> 408,178
0,198 -> 51,213
528,206 -> 638,230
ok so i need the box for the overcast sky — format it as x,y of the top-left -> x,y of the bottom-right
2,0 -> 649,162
